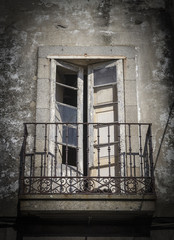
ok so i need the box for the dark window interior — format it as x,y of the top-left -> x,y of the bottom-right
62,146 -> 77,167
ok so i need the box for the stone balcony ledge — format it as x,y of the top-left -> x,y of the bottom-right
19,194 -> 155,214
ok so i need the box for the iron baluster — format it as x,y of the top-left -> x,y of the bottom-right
97,124 -> 100,177
144,127 -> 149,178
51,153 -> 53,177
148,124 -> 154,193
148,124 -> 154,178
139,124 -> 143,177
44,124 -> 47,177
65,123 -> 69,176
33,123 -> 37,177
128,124 -> 132,177
29,154 -> 33,193
87,124 -> 90,177
20,124 -> 28,194
50,153 -> 53,192
54,123 -> 58,177
123,152 -> 126,192
59,124 -> 63,177
133,154 -> 137,193
40,153 -> 43,177
117,124 -> 122,194
133,154 -> 136,177
118,124 -> 121,172
76,124 -> 79,177
108,125 -> 111,177
123,152 -> 126,177
117,124 -> 121,178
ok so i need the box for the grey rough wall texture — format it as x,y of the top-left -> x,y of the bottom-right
0,0 -> 174,220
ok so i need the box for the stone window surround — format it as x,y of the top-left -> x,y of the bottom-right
36,46 -> 138,124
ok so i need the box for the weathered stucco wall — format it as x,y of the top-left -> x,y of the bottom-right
0,0 -> 174,239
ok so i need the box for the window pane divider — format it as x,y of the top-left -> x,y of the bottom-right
89,162 -> 117,170
56,141 -> 78,149
94,141 -> 119,148
93,82 -> 117,88
94,101 -> 118,108
56,82 -> 78,91
93,121 -> 119,128
56,101 -> 77,110
61,123 -> 77,128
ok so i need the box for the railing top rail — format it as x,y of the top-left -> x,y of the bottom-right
24,122 -> 152,126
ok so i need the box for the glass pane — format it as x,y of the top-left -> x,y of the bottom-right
94,85 -> 117,106
94,66 -> 116,86
94,106 -> 118,123
56,103 -> 77,123
62,125 -> 77,147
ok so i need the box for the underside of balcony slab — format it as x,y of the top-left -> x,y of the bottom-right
18,195 -> 155,237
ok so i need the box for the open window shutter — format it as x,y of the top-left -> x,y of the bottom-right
55,60 -> 84,177
87,61 -> 118,177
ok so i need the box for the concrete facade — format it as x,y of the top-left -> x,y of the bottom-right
0,0 -> 174,239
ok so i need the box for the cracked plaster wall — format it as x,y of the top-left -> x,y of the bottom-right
0,0 -> 174,225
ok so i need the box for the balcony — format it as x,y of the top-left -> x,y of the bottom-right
18,122 -> 155,237
19,122 -> 155,196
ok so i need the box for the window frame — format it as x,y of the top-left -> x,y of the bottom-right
50,58 -> 125,176
36,46 -> 138,178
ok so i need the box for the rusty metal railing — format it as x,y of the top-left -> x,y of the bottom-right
19,123 -> 155,195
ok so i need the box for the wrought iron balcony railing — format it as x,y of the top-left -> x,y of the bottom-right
19,123 -> 155,195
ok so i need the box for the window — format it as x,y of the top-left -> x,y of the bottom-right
50,59 -> 125,177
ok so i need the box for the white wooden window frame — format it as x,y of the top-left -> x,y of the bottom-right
50,59 -> 84,175
49,58 -> 125,177
87,60 -> 125,174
